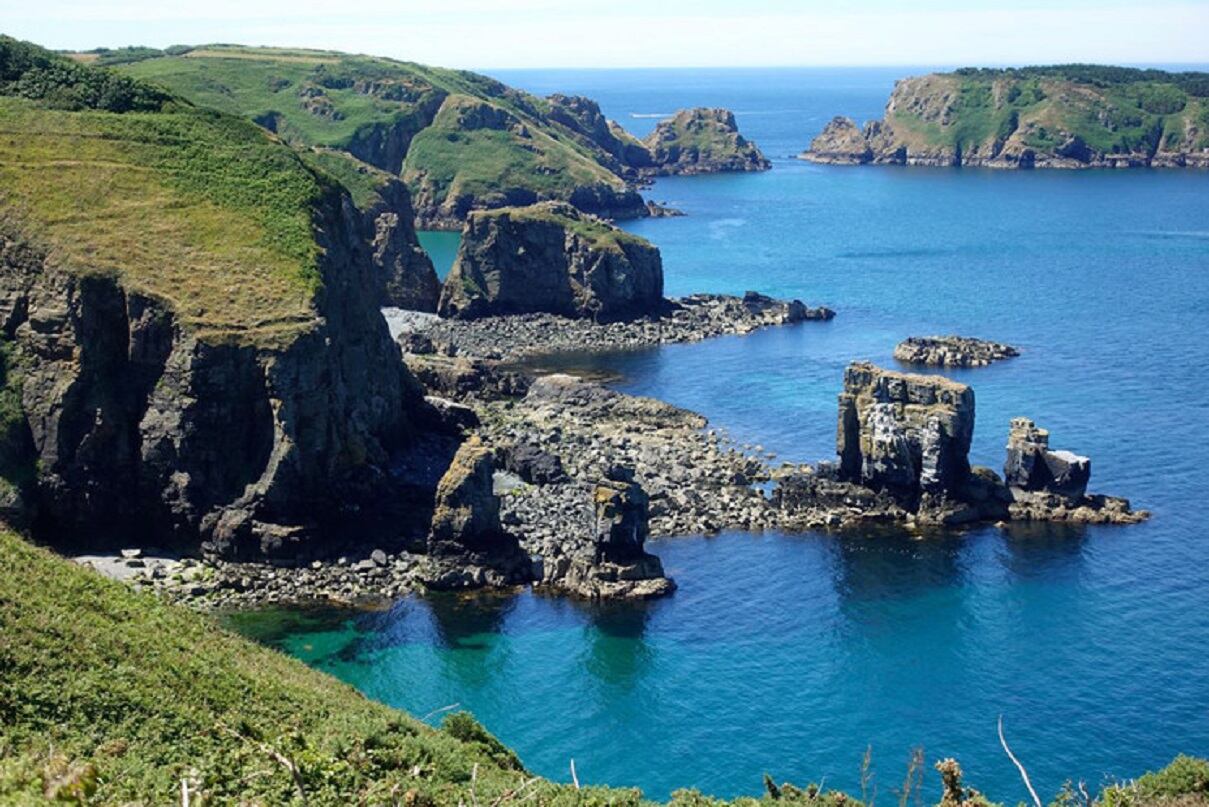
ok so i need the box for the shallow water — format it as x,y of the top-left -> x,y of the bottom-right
236,68 -> 1209,802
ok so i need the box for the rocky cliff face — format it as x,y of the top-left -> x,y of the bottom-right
803,69 -> 1209,169
837,362 -> 975,504
421,435 -> 533,588
643,108 -> 771,175
0,190 -> 436,559
438,202 -> 664,322
364,176 -> 441,311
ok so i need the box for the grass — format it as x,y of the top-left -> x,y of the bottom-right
0,95 -> 329,345
884,68 -> 1209,157
476,202 -> 650,253
116,45 -> 631,216
299,146 -> 395,209
402,94 -> 624,208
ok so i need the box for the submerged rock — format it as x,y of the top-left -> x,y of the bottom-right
437,202 -> 663,322
894,335 -> 1019,368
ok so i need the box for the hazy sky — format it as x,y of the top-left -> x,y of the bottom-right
3,0 -> 1207,68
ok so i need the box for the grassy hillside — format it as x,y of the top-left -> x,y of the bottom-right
0,37 -> 338,346
114,46 -> 634,225
884,65 -> 1209,161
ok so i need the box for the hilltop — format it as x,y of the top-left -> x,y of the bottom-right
803,64 -> 1209,168
0,37 -> 437,556
106,45 -> 768,228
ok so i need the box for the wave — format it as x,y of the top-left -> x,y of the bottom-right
1134,230 -> 1209,240
837,247 -> 954,259
629,112 -> 673,119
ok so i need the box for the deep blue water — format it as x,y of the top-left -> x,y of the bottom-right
239,69 -> 1209,803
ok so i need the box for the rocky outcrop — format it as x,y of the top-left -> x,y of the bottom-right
437,202 -> 663,322
778,363 -> 1146,529
539,466 -> 674,600
836,362 -> 975,505
0,189 -> 440,561
421,435 -> 533,588
1003,418 -> 1146,524
802,117 -> 874,165
802,69 -> 1209,169
409,292 -> 833,362
894,336 -> 1019,367
642,108 -> 771,175
363,176 -> 440,311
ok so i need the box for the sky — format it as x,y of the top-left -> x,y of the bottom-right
2,0 -> 1207,69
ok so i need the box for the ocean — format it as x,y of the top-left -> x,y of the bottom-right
238,67 -> 1209,802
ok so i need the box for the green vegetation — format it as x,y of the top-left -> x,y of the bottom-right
0,38 -> 339,346
114,45 -> 632,221
478,203 -> 649,253
0,338 -> 32,507
885,66 -> 1209,159
299,147 -> 395,209
1,35 -> 172,113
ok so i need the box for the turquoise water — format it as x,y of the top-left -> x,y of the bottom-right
238,69 -> 1209,802
417,230 -> 461,279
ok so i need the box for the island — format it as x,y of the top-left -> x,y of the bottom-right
801,65 -> 1209,168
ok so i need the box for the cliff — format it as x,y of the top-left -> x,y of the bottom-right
803,65 -> 1209,168
642,107 -> 771,174
0,38 -> 441,559
438,202 -> 664,322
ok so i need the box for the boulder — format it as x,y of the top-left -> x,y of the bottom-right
423,436 -> 531,587
500,440 -> 567,485
437,202 -> 663,322
837,362 -> 974,500
1004,417 -> 1090,499
538,465 -> 674,600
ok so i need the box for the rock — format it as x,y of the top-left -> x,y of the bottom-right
370,549 -> 388,566
539,467 -> 674,600
837,362 -> 975,501
120,548 -> 142,559
642,108 -> 771,175
437,202 -> 663,323
894,335 -> 1019,367
363,173 -> 441,311
800,116 -> 873,164
423,435 -> 532,588
423,395 -> 480,433
500,440 -> 567,485
1004,417 -> 1090,499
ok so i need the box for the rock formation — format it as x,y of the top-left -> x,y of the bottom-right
802,68 -> 1209,169
421,435 -> 533,588
539,466 -> 674,600
1003,418 -> 1146,524
437,202 -> 663,322
643,108 -> 771,175
777,363 -> 1147,529
0,190 -> 441,560
363,175 -> 441,311
836,362 -> 975,503
894,336 -> 1019,367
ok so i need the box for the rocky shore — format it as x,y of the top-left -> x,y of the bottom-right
894,335 -> 1020,367
394,291 -> 834,362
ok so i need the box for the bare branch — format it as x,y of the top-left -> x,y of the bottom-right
998,715 -> 1042,807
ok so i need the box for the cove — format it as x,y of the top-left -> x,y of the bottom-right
231,67 -> 1209,803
